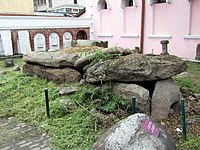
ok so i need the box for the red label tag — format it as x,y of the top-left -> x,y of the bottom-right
141,118 -> 160,137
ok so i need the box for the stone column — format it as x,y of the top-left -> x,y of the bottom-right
160,40 -> 169,55
195,43 -> 200,61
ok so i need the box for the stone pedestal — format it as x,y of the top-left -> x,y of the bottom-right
160,40 -> 169,55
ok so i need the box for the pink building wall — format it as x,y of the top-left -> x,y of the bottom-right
92,0 -> 141,49
91,0 -> 200,59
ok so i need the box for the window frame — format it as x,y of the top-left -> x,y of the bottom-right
121,0 -> 137,8
148,0 -> 171,5
97,0 -> 109,10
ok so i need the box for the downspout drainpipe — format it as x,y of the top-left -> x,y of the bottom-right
140,0 -> 145,53
189,0 -> 192,35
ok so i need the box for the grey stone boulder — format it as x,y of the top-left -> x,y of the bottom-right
59,86 -> 81,95
13,65 -> 20,71
59,99 -> 76,110
79,79 -> 88,85
4,58 -> 14,67
92,113 -> 176,150
72,40 -> 108,48
103,47 -> 132,56
23,63 -> 81,84
85,53 -> 186,83
151,78 -> 182,120
74,53 -> 95,69
0,71 -> 7,76
112,83 -> 150,114
23,51 -> 79,68
83,61 -> 96,73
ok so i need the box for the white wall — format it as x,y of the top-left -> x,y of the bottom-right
0,16 -> 91,30
52,0 -> 85,7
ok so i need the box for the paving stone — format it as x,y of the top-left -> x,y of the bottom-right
31,147 -> 41,150
34,137 -> 45,143
0,122 -> 9,127
20,141 -> 32,147
12,126 -> 21,131
40,144 -> 49,148
16,140 -> 26,145
16,123 -> 26,127
1,146 -> 11,150
0,117 -> 54,150
29,143 -> 40,148
42,147 -> 52,150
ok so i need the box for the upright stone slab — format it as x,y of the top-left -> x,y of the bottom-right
0,34 -> 3,55
49,32 -> 60,51
195,43 -> 200,61
151,78 -> 182,120
112,83 -> 150,114
63,32 -> 72,48
18,30 -> 32,54
34,33 -> 46,52
0,30 -> 13,56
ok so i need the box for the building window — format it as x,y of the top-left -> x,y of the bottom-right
49,0 -> 52,7
129,0 -> 133,6
97,0 -> 108,10
104,1 -> 107,9
36,0 -> 46,5
157,0 -> 166,3
121,0 -> 135,8
76,30 -> 87,40
74,0 -> 77,4
149,0 -> 169,4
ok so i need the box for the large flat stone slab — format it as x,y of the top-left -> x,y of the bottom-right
23,51 -> 79,68
23,63 -> 81,84
85,53 -> 187,83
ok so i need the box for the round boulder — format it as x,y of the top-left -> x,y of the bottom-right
92,113 -> 176,150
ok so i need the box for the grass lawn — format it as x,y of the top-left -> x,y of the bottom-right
0,58 -> 199,149
0,58 -> 104,149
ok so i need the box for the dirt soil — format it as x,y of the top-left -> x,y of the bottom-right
159,73 -> 200,146
160,89 -> 200,141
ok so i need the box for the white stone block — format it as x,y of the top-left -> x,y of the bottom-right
0,30 -> 13,56
18,30 -> 32,54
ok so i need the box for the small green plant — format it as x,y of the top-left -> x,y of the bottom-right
177,135 -> 200,150
186,61 -> 200,74
70,83 -> 129,113
173,76 -> 200,93
80,46 -> 122,63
